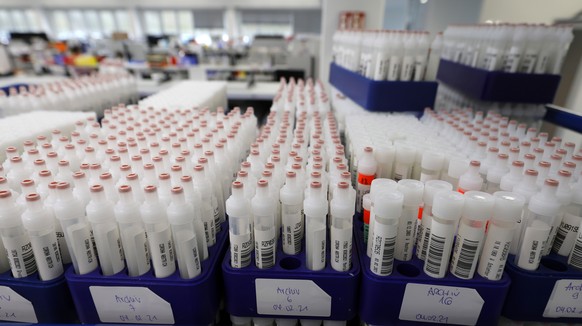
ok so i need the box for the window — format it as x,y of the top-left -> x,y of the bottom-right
141,9 -> 199,41
240,10 -> 293,40
48,9 -> 133,40
0,9 -> 42,42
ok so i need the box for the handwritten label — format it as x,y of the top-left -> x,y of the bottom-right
399,283 -> 484,325
0,286 -> 37,323
544,279 -> 582,318
255,279 -> 331,317
90,286 -> 174,324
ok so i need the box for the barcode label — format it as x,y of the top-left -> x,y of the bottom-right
552,225 -> 568,254
425,234 -> 446,275
568,232 -> 582,269
370,223 -> 398,276
55,223 -> 71,264
416,224 -> 431,261
255,229 -> 276,269
451,237 -> 480,279
3,235 -> 36,278
230,232 -> 252,268
213,197 -> 221,233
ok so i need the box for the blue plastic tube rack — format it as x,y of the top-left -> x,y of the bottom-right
328,63 -> 438,113
221,232 -> 360,322
65,222 -> 228,325
436,59 -> 561,104
355,221 -> 510,325
503,253 -> 582,323
0,270 -> 77,323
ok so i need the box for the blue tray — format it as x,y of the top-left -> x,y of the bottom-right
355,221 -> 510,325
328,63 -> 438,112
221,231 -> 360,321
503,253 -> 582,323
436,59 -> 561,103
0,270 -> 76,323
65,222 -> 228,325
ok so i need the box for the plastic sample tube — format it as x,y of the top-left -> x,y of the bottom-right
141,185 -> 176,278
330,181 -> 356,272
485,153 -> 509,194
366,179 -> 398,257
356,147 -> 377,215
53,181 -> 98,275
370,190 -> 403,276
305,181 -> 328,271
457,160 -> 483,194
554,180 -> 582,256
280,171 -> 303,255
167,186 -> 201,279
515,179 -> 561,271
478,191 -> 525,280
450,191 -> 494,279
193,165 -> 216,247
0,190 -> 35,277
114,185 -> 151,277
393,144 -> 415,182
423,190 -> 465,278
420,151 -> 445,182
395,179 -> 424,261
252,180 -> 276,269
22,193 -> 64,281
416,180 -> 453,261
226,181 -> 252,269
180,175 -> 208,261
86,185 -> 125,276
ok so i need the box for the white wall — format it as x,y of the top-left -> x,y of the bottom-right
479,0 -> 582,24
319,0 -> 386,83
1,0 -> 320,9
422,0 -> 482,33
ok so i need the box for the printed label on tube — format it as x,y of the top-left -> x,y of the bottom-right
67,222 -> 98,275
30,232 -> 63,280
450,223 -> 485,279
331,226 -> 352,272
306,220 -> 326,271
146,227 -> 175,278
2,235 -> 36,278
395,208 -> 417,261
55,222 -> 71,264
517,220 -> 550,270
255,228 -> 276,269
553,213 -> 581,256
230,232 -> 252,268
424,221 -> 455,278
282,210 -> 302,255
477,223 -> 513,281
370,221 -> 398,276
175,230 -> 201,278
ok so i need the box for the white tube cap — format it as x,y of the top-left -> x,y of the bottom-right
374,190 -> 404,219
370,178 -> 397,197
423,180 -> 453,206
492,191 -> 526,222
463,191 -> 495,221
397,179 -> 424,206
421,151 -> 445,171
432,191 -> 465,221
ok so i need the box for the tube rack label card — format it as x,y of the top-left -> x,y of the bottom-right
89,286 -> 174,324
544,279 -> 582,318
255,279 -> 331,317
0,286 -> 37,323
399,283 -> 484,325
